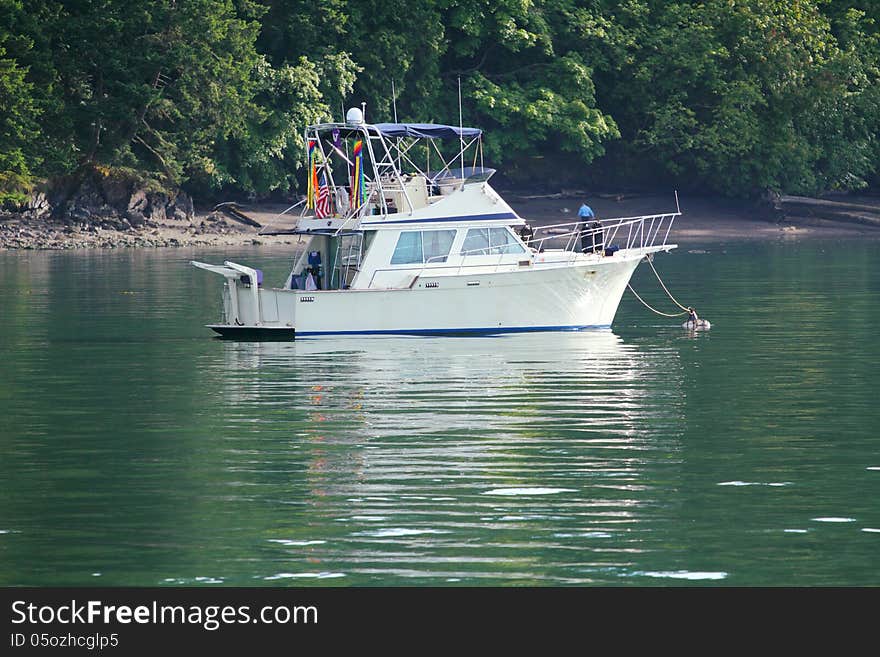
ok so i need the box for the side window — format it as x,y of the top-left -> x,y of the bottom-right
489,227 -> 526,254
423,230 -> 456,263
391,231 -> 423,264
461,228 -> 490,255
391,230 -> 456,265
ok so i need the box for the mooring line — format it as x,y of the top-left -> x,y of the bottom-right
627,283 -> 689,317
647,258 -> 690,311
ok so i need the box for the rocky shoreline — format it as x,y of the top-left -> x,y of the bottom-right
3,177 -> 880,251
0,209 -> 284,250
0,167 -> 291,250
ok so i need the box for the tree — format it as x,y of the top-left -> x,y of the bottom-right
593,0 -> 880,196
208,54 -> 358,197
5,0 -> 880,202
0,44 -> 39,203
0,0 -> 46,202
440,1 -> 619,177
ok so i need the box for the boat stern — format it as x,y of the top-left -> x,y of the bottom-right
193,260 -> 297,339
206,324 -> 296,340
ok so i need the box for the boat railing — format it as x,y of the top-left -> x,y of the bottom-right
256,198 -> 307,235
527,212 -> 680,263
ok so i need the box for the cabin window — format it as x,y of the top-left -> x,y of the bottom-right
391,229 -> 456,265
461,227 -> 525,255
423,230 -> 455,263
461,228 -> 490,255
391,231 -> 422,264
489,227 -> 526,254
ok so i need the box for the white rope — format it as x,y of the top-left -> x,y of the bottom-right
647,258 -> 689,312
627,284 -> 688,317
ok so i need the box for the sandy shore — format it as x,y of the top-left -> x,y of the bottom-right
503,192 -> 880,241
227,192 -> 880,243
2,191 -> 878,251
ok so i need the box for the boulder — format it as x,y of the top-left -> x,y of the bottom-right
68,206 -> 93,222
173,191 -> 194,219
100,174 -> 132,208
24,192 -> 51,221
5,167 -> 205,249
127,188 -> 149,215
125,211 -> 147,227
146,196 -> 167,222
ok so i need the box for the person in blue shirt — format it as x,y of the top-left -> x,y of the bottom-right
578,202 -> 603,253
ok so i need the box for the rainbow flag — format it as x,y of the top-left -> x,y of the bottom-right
307,139 -> 318,210
351,140 -> 365,211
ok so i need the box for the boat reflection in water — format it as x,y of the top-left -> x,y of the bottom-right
208,331 -> 686,584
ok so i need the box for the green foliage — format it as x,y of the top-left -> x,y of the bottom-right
254,1 -> 618,181
469,54 -> 618,166
443,1 -> 618,176
3,0 -> 880,200
0,44 -> 38,203
45,0 -> 268,185
0,0 -> 42,203
596,0 -> 880,196
209,54 -> 357,195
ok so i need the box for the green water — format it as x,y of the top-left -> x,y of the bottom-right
1,238 -> 879,586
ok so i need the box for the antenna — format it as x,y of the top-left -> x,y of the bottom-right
458,76 -> 464,182
361,102 -> 366,124
675,190 -> 681,214
392,79 -> 401,172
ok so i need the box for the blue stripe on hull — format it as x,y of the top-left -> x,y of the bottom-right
296,324 -> 611,337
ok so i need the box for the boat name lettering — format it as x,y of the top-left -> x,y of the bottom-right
300,296 -> 315,303
425,282 -> 439,288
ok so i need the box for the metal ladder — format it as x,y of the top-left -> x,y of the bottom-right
331,233 -> 363,289
365,131 -> 413,213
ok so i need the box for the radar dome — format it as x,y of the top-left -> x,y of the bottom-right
346,107 -> 364,125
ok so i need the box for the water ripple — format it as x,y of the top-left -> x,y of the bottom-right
2,243 -> 880,585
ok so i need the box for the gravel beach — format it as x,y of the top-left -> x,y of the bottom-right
2,191 -> 879,251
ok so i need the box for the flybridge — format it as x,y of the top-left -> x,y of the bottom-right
371,123 -> 482,139
304,117 -> 487,216
254,110 -> 494,232
311,122 -> 482,140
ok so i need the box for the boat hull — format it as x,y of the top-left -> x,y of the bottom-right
217,250 -> 651,337
208,325 -> 296,340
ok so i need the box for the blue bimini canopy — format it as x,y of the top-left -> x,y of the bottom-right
373,123 -> 482,140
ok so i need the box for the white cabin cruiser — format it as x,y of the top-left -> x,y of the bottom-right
193,108 -> 679,339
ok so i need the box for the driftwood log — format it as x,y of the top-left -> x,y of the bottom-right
779,195 -> 880,228
212,202 -> 262,228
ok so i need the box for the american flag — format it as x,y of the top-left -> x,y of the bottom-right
316,172 -> 332,218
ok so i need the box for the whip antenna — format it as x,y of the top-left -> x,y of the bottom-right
458,76 -> 464,182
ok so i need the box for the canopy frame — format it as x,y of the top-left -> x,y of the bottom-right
296,120 -> 487,235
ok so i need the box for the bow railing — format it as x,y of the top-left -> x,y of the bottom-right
526,212 -> 680,263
